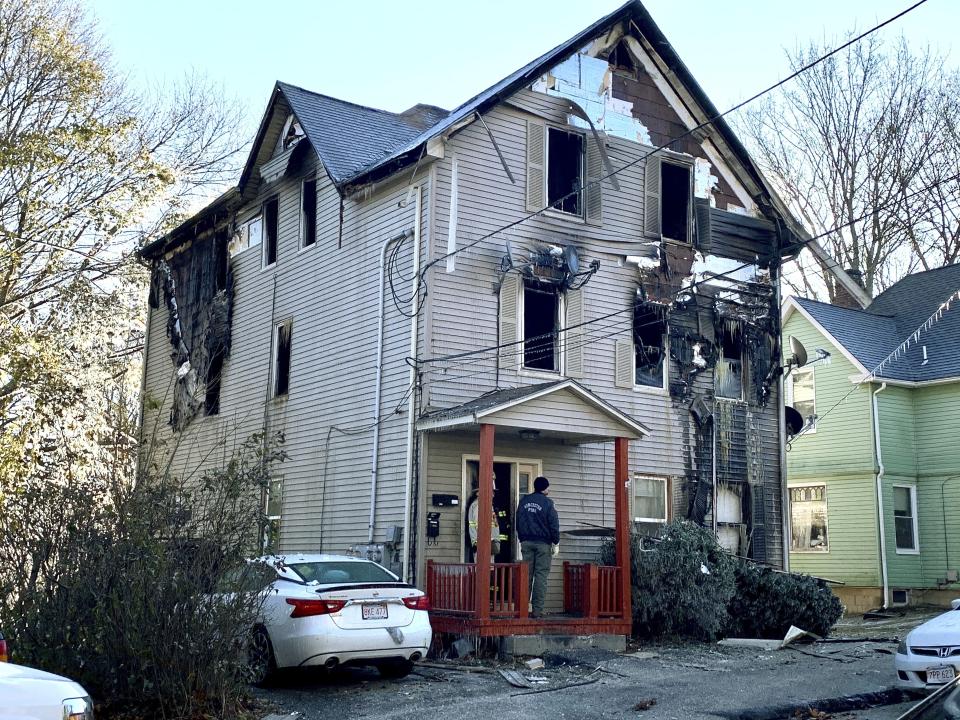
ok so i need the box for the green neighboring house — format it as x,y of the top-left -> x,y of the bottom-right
782,265 -> 960,613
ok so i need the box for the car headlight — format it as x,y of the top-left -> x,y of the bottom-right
897,638 -> 908,655
63,696 -> 93,720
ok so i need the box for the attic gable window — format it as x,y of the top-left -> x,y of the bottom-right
522,280 -> 562,372
547,128 -> 584,216
263,196 -> 279,268
300,178 -> 317,249
273,320 -> 292,398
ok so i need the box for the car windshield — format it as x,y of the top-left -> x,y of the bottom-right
286,561 -> 398,585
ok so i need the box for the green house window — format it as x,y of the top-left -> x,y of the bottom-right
790,485 -> 828,552
790,367 -> 816,430
893,485 -> 918,552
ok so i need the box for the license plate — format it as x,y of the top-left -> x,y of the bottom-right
362,602 -> 388,620
927,666 -> 956,684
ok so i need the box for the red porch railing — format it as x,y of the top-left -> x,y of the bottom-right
563,562 -> 623,618
426,561 -> 529,618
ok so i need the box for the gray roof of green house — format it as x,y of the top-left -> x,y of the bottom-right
794,264 -> 960,382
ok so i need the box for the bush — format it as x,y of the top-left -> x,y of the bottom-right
602,520 -> 737,641
0,431 -> 284,718
725,562 -> 844,639
604,520 -> 844,642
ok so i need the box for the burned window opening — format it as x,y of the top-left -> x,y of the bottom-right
634,301 -> 667,388
523,280 -> 561,372
148,229 -> 234,431
204,349 -> 225,416
263,197 -> 279,267
661,162 -> 690,242
301,178 -> 317,248
273,321 -> 292,397
547,128 -> 584,216
715,321 -> 743,400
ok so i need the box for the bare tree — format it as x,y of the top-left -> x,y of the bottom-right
741,35 -> 960,301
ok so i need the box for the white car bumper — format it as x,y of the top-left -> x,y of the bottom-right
270,614 -> 432,669
895,651 -> 960,689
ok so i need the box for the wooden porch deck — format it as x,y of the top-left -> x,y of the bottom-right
426,560 -> 632,637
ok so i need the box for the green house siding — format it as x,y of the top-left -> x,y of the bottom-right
785,304 -> 960,596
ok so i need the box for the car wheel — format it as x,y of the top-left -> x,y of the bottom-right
377,659 -> 415,679
247,626 -> 276,686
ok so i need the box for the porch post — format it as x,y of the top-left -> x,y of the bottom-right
614,437 -> 632,624
475,423 -> 495,621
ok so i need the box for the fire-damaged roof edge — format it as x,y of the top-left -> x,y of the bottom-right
140,186 -> 242,260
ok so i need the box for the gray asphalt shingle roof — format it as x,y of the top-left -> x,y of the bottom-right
794,264 -> 960,382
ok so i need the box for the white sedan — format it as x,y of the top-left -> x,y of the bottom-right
247,554 -> 432,683
0,660 -> 93,719
896,600 -> 960,689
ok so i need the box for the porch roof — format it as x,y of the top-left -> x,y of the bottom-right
417,380 -> 649,442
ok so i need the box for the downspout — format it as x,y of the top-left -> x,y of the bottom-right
776,275 -> 790,571
368,228 -> 414,543
401,186 -> 423,583
872,382 -> 889,609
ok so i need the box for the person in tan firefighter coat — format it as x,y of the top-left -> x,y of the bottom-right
465,475 -> 508,562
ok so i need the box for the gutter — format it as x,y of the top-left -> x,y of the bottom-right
401,186 -> 423,583
368,228 -> 415,543
872,382 -> 889,609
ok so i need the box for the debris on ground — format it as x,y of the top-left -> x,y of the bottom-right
498,669 -> 533,688
524,658 -> 545,670
632,698 -> 657,711
718,638 -> 782,650
449,638 -> 474,659
624,651 -> 660,660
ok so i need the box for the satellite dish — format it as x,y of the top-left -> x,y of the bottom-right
784,406 -> 804,436
564,245 -> 580,274
789,336 -> 808,368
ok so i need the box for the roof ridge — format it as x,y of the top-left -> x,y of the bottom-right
277,80 -> 413,119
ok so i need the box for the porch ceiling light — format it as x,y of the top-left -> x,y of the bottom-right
519,429 -> 541,441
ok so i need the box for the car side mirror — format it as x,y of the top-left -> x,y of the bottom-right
951,599 -> 960,611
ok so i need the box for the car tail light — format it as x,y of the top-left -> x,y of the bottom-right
0,633 -> 8,662
286,598 -> 347,617
403,595 -> 430,611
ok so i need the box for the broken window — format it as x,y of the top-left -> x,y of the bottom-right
715,323 -> 743,400
547,128 -> 584,216
893,485 -> 918,552
634,475 -> 667,523
634,303 -> 667,388
273,320 -> 292,397
523,280 -> 561,372
229,215 -> 262,257
788,367 -> 816,430
661,162 -> 691,242
263,196 -> 279,268
204,349 -> 224,416
301,178 -> 317,248
790,485 -> 828,552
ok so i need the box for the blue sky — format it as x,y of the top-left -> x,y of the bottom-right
91,0 -> 954,140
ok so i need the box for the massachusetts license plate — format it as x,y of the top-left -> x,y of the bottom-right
362,602 -> 388,620
927,666 -> 956,684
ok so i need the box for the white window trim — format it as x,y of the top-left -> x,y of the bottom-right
633,474 -> 669,523
786,366 -> 817,434
788,482 -> 830,554
633,334 -> 670,395
519,281 -> 565,376
230,214 -> 263,258
298,177 -> 317,252
893,484 -> 920,554
271,319 -> 292,399
542,125 -> 586,222
459,455 -> 542,563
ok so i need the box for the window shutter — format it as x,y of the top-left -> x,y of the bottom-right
694,197 -> 712,251
565,288 -> 584,378
585,135 -> 603,225
499,273 -> 520,371
644,154 -> 661,238
615,339 -> 634,388
526,120 -> 546,212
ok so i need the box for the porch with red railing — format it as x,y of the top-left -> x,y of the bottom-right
426,560 -> 630,636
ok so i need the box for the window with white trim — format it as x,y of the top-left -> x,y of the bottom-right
272,320 -> 292,397
893,485 -> 919,552
229,215 -> 263,257
522,279 -> 562,373
547,127 -> 584,216
788,367 -> 816,430
264,477 -> 282,551
634,303 -> 668,389
300,177 -> 317,248
634,475 -> 667,523
790,485 -> 828,552
263,196 -> 279,268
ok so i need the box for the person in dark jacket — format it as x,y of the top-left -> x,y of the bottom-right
516,476 -> 560,618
